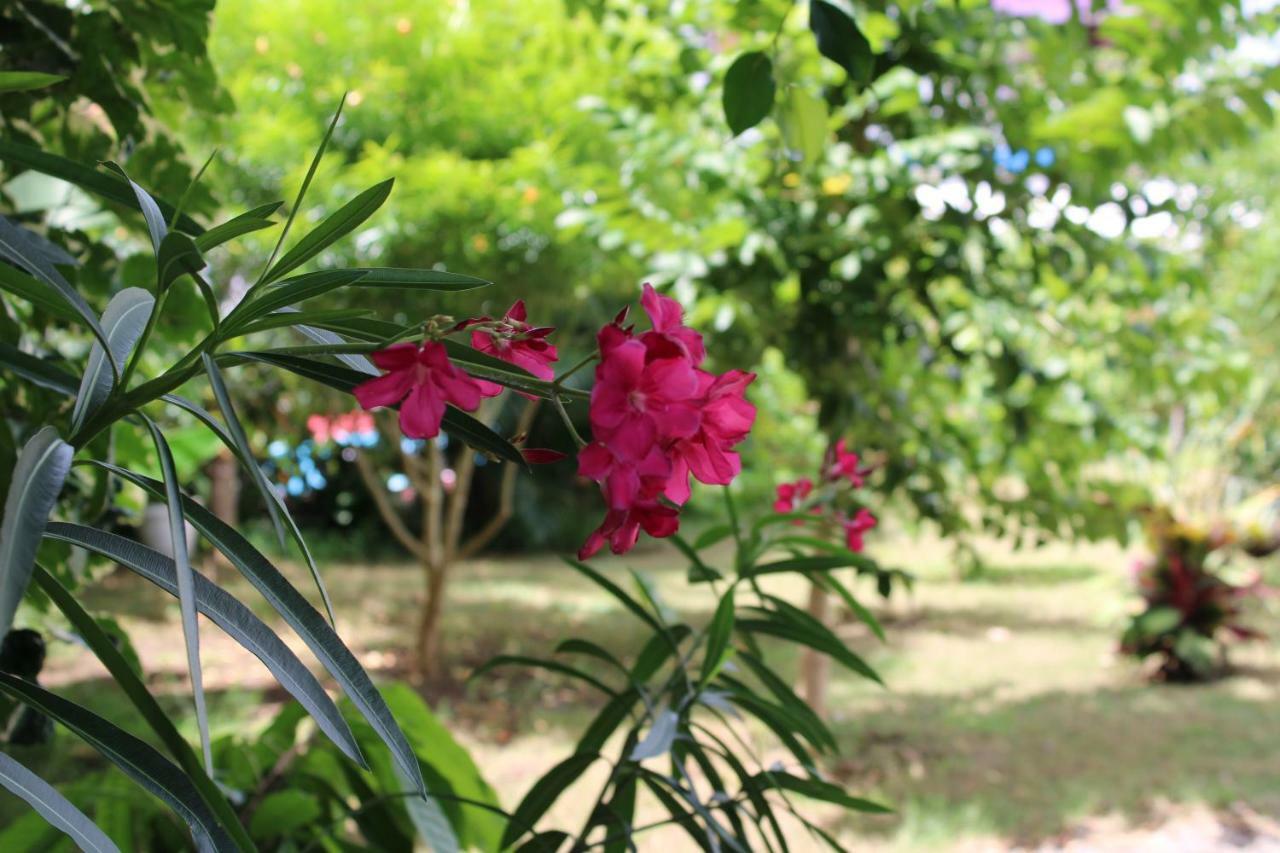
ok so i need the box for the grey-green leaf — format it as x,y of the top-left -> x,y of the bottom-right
139,416 -> 212,774
0,752 -> 119,853
0,674 -> 238,851
43,523 -> 363,768
70,288 -> 155,432
0,427 -> 73,637
91,463 -> 427,797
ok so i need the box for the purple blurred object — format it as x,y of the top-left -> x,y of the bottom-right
991,0 -> 1119,24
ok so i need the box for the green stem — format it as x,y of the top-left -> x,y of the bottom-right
553,352 -> 597,387
552,393 -> 588,448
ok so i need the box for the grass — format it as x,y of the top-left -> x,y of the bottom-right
13,527 -> 1280,850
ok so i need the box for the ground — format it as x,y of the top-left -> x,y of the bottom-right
20,523 -> 1280,851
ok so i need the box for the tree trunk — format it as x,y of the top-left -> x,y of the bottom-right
416,562 -> 448,681
800,582 -> 832,718
207,448 -> 241,580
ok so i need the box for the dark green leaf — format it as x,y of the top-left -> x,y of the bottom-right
749,770 -> 891,813
0,342 -> 77,395
470,654 -> 617,697
739,597 -> 882,685
0,674 -> 238,850
30,563 -> 257,852
347,267 -> 489,291
700,588 -> 736,684
0,259 -> 79,322
156,233 -> 206,291
501,753 -> 597,849
261,179 -> 394,284
742,553 -> 876,579
723,51 -> 776,136
194,202 -> 282,254
442,407 -> 527,467
226,269 -> 370,332
809,0 -> 873,86
0,427 -> 72,637
139,416 -> 212,773
101,162 -> 167,252
0,140 -> 203,234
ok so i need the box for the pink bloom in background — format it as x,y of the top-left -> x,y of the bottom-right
828,438 -> 870,487
307,411 -> 377,446
576,283 -> 757,559
469,299 -> 559,397
990,0 -> 1119,24
842,508 -> 878,553
353,342 -> 484,439
773,478 -> 814,513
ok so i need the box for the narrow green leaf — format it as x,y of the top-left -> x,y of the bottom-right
0,674 -> 238,850
156,232 -> 206,291
236,308 -> 374,336
817,573 -> 885,642
169,149 -> 217,231
694,525 -> 733,550
194,201 -> 282,253
742,553 -> 876,578
101,162 -> 167,252
501,753 -> 598,848
0,215 -> 118,377
0,342 -> 77,396
0,71 -> 66,93
346,267 -> 489,291
470,654 -> 616,697
723,51 -> 776,136
31,563 -> 258,853
280,312 -> 378,374
0,427 -> 73,637
739,597 -> 882,685
0,140 -> 203,234
563,558 -> 664,633
0,259 -> 79,322
89,463 -> 427,797
732,655 -> 835,751
261,179 -> 394,284
0,751 -> 119,853
749,770 -> 891,813
225,269 -> 369,332
442,407 -> 526,466
43,523 -> 360,768
70,288 -> 154,432
139,416 -> 212,774
256,94 -> 346,286
700,588 -> 736,684
809,0 -> 874,87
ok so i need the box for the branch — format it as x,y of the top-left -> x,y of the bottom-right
444,398 -> 501,560
456,399 -> 540,561
353,449 -> 428,561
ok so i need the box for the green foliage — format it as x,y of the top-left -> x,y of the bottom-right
482,490 -> 904,849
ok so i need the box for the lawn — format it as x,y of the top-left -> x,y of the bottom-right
19,526 -> 1280,850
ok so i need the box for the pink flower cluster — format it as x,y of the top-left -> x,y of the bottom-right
577,285 -> 756,559
774,440 -> 878,553
354,300 -> 559,440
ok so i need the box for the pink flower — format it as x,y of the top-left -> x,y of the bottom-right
664,369 -> 757,504
353,341 -> 484,439
578,441 -> 671,511
578,501 -> 681,560
638,283 -> 705,363
588,336 -> 701,460
773,477 -> 814,515
827,439 -> 868,487
842,509 -> 878,552
468,300 -> 559,397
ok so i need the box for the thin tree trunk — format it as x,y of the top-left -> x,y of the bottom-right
207,448 -> 240,581
800,584 -> 832,718
416,563 -> 447,681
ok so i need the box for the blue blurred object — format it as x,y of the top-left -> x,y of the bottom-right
1035,147 -> 1056,168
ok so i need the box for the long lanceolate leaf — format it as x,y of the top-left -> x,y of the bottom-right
255,94 -> 346,288
101,162 -> 168,252
41,524 -> 362,769
0,674 -> 237,852
0,342 -> 77,396
0,427 -> 73,637
261,179 -> 394,285
196,356 -> 337,623
501,753 -> 599,849
30,563 -> 257,853
70,288 -> 155,433
0,216 -> 118,378
0,752 -> 120,853
91,463 -> 428,797
0,140 -> 204,235
138,416 -> 212,774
